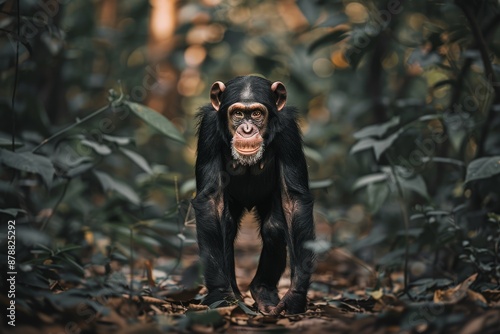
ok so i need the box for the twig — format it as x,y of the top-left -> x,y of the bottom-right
40,179 -> 71,231
333,248 -> 377,280
31,104 -> 110,153
11,0 -> 20,152
164,176 -> 185,281
129,225 -> 135,299
387,153 -> 411,297
31,87 -> 125,154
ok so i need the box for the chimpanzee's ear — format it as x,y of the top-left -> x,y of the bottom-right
210,81 -> 226,111
271,81 -> 287,111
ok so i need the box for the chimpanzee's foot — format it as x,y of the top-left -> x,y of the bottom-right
270,289 -> 307,315
250,284 -> 281,313
202,288 -> 239,307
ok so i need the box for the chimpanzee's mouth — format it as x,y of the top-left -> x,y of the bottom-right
231,137 -> 264,165
233,134 -> 263,156
234,142 -> 261,155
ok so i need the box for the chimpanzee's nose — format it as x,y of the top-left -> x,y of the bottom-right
242,123 -> 253,134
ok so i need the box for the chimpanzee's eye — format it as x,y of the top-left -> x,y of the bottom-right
234,111 -> 244,118
252,111 -> 262,118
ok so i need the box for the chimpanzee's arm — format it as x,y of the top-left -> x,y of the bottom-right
192,107 -> 238,304
194,107 -> 224,195
273,108 -> 315,314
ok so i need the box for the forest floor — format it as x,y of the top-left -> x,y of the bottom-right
5,216 -> 500,333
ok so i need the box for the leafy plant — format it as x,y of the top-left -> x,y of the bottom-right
306,0 -> 500,288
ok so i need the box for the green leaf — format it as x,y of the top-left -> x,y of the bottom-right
425,210 -> 450,216
208,300 -> 226,309
366,181 -> 390,213
186,309 -> 224,326
0,208 -> 27,217
352,173 -> 388,191
66,162 -> 94,178
181,178 -> 196,195
351,129 -> 402,160
0,149 -> 54,187
396,228 -> 423,237
465,156 -> 500,184
377,248 -> 405,266
352,173 -> 391,213
398,174 -> 430,200
304,239 -> 332,254
237,301 -> 258,316
125,101 -> 185,143
353,116 -> 400,139
411,278 -> 453,289
0,138 -> 23,148
351,233 -> 386,251
350,138 -> 376,155
119,147 -> 153,174
53,152 -> 94,178
309,179 -> 333,190
80,139 -> 112,155
432,79 -> 454,90
309,29 -> 349,54
93,170 -> 140,205
383,166 -> 430,200
421,156 -> 465,167
410,213 -> 425,221
102,134 -> 133,145
417,114 -> 442,122
304,146 -> 324,163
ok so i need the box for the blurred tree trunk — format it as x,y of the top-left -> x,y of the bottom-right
146,0 -> 180,121
37,2 -> 66,125
99,0 -> 117,27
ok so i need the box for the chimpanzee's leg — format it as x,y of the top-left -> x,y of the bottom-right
193,194 -> 243,306
226,201 -> 244,298
250,199 -> 287,313
271,193 -> 315,315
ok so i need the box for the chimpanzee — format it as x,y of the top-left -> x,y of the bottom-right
192,76 -> 315,315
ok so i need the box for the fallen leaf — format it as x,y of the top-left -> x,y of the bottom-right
162,286 -> 203,302
276,318 -> 292,326
434,273 -> 478,304
466,290 -> 487,304
122,294 -> 166,305
370,288 -> 384,300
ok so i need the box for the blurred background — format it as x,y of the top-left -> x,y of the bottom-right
2,0 -> 500,331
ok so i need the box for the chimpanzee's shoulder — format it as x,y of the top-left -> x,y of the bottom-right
196,105 -> 216,121
278,106 -> 301,127
195,105 -> 218,130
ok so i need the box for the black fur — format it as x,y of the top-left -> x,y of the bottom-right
192,76 -> 315,315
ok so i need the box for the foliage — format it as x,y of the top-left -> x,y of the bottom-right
1,0 -> 500,332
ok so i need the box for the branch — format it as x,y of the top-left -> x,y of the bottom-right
455,1 -> 500,158
387,153 -> 411,297
11,0 -> 20,152
456,1 -> 497,88
31,104 -> 110,153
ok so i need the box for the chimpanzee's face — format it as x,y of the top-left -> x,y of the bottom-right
209,77 -> 287,166
227,101 -> 268,165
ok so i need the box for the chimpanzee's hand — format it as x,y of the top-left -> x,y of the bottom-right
270,289 -> 307,315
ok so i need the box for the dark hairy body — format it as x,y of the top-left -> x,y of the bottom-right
192,76 -> 315,315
